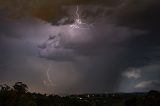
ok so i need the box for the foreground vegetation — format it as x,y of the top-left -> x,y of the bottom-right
0,82 -> 160,106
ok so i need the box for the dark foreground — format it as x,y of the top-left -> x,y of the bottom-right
0,82 -> 160,106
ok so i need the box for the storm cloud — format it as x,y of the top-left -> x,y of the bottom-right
0,0 -> 160,94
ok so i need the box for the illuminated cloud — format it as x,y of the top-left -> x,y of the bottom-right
135,80 -> 160,89
123,68 -> 141,79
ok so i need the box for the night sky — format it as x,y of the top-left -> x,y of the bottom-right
0,0 -> 160,94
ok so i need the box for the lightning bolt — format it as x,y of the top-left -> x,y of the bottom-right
76,5 -> 80,21
43,64 -> 54,86
70,5 -> 92,29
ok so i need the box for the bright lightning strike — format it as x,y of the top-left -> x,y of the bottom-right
70,5 -> 92,29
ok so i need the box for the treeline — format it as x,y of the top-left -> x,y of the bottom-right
0,82 -> 160,106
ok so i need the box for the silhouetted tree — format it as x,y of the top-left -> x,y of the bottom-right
0,84 -> 11,92
1,82 -> 160,106
143,90 -> 160,106
13,82 -> 28,94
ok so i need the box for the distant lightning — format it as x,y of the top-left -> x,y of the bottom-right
43,64 -> 54,86
76,5 -> 80,22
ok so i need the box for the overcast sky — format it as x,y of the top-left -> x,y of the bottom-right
0,0 -> 160,94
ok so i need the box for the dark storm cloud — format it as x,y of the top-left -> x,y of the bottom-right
37,0 -> 160,92
0,0 -> 160,94
37,22 -> 150,92
111,0 -> 160,30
